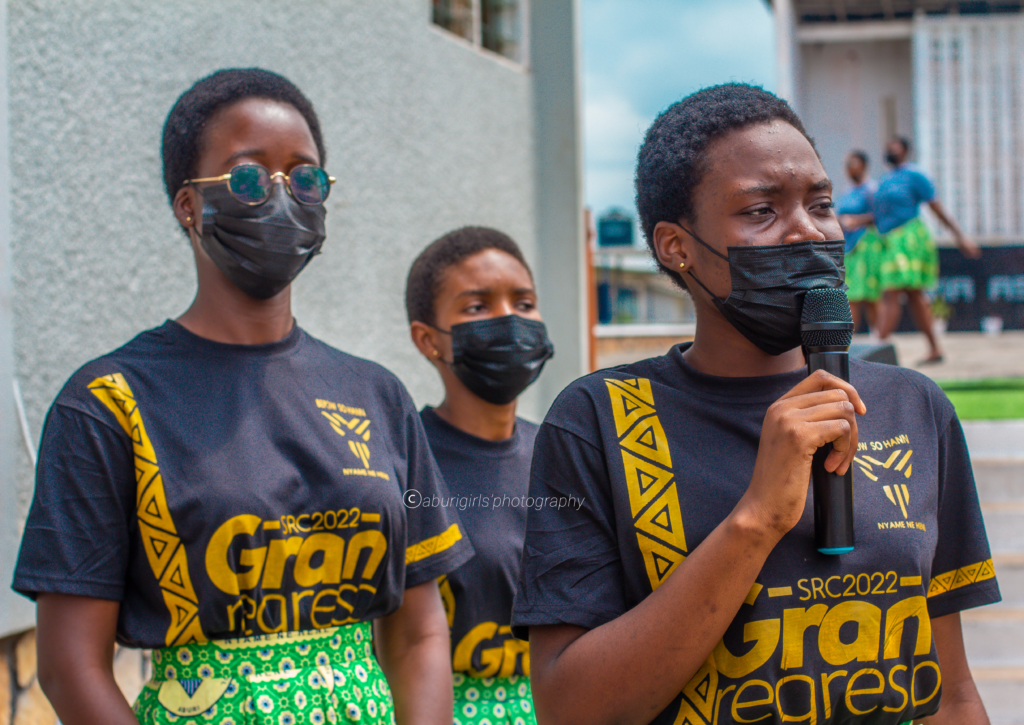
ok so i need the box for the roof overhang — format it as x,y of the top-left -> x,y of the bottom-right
767,0 -> 1023,23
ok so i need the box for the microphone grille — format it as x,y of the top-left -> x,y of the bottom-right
801,288 -> 853,348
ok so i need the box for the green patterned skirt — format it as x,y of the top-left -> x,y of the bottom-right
878,216 -> 939,291
452,673 -> 536,725
134,623 -> 393,725
845,227 -> 884,302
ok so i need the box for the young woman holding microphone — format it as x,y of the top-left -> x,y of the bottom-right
512,84 -> 998,725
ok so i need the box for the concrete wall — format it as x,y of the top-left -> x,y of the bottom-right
798,39 -> 914,196
1,0 -> 582,637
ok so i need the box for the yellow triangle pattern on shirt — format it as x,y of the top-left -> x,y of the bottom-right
89,373 -> 206,646
605,377 -> 722,724
604,377 -> 687,594
927,558 -> 996,598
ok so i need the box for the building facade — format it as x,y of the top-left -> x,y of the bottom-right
775,0 -> 1024,331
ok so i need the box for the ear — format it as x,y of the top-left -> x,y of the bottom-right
410,321 -> 443,362
173,186 -> 200,234
652,221 -> 692,273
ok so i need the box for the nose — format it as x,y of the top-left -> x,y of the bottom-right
494,300 -> 517,318
779,204 -> 827,244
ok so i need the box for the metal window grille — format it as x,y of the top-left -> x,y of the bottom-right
914,13 -> 1024,243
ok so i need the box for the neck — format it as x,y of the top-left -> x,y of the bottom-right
177,269 -> 295,346
434,389 -> 518,442
682,317 -> 805,377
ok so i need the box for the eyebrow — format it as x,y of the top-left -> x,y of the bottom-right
734,183 -> 781,197
733,179 -> 833,196
455,286 -> 536,298
224,149 -> 320,166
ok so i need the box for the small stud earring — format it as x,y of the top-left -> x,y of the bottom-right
679,262 -> 686,269
432,350 -> 439,358
186,216 -> 192,223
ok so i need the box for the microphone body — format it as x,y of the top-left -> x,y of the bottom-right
801,289 -> 856,555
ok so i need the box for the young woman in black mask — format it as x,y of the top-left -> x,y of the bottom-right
511,84 -> 998,725
13,68 -> 472,725
406,227 -> 554,725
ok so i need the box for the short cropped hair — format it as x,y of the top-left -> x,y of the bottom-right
405,227 -> 532,326
892,136 -> 911,154
161,68 -> 326,205
849,150 -> 869,166
635,83 -> 812,289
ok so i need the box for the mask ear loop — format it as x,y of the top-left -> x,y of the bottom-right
425,323 -> 456,365
675,224 -> 728,301
678,224 -> 728,261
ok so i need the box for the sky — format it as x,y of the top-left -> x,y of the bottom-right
582,0 -> 777,223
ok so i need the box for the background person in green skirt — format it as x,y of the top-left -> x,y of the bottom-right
836,150 -> 881,333
12,68 -> 474,725
406,227 -> 555,725
872,137 -> 980,363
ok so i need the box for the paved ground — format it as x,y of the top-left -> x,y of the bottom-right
872,330 -> 1024,381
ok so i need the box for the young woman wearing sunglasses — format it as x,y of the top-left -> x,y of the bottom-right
14,68 -> 472,725
405,227 -> 554,725
511,85 -> 998,725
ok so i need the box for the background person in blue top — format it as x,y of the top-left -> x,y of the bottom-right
406,227 -> 554,725
835,150 -> 882,333
872,137 -> 980,363
12,68 -> 473,725
511,84 -> 998,725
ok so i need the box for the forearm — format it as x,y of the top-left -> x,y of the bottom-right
919,612 -> 990,725
927,200 -> 964,238
40,663 -> 139,725
380,630 -> 452,724
374,581 -> 453,725
920,683 -> 990,725
36,594 -> 138,725
533,505 -> 779,725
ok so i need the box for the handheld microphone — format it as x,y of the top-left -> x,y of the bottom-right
801,288 -> 856,555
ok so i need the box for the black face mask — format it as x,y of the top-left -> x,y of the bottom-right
681,226 -> 847,356
885,152 -> 901,166
438,315 -> 554,405
196,184 -> 326,299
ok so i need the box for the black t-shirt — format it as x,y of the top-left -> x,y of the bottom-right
420,407 -> 536,678
13,321 -> 473,649
512,343 -> 1000,725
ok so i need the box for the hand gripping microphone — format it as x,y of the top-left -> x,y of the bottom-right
801,288 -> 856,555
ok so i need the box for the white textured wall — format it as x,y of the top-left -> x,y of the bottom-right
798,39 -> 914,195
4,0 -> 581,635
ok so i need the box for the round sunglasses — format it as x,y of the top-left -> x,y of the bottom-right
186,163 -> 336,206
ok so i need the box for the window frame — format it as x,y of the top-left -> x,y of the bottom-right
429,0 -> 531,70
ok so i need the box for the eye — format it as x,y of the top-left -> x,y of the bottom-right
516,298 -> 537,312
745,206 -> 774,218
463,302 -> 486,314
811,199 -> 836,213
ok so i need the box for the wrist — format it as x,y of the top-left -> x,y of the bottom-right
727,498 -> 786,552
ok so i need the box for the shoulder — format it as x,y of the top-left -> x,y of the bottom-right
52,326 -> 170,416
543,356 -> 666,442
302,333 -> 412,402
850,359 -> 954,427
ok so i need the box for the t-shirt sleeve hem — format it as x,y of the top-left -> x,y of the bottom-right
510,604 -> 622,640
926,581 -> 1001,619
404,542 -> 475,589
12,575 -> 124,603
